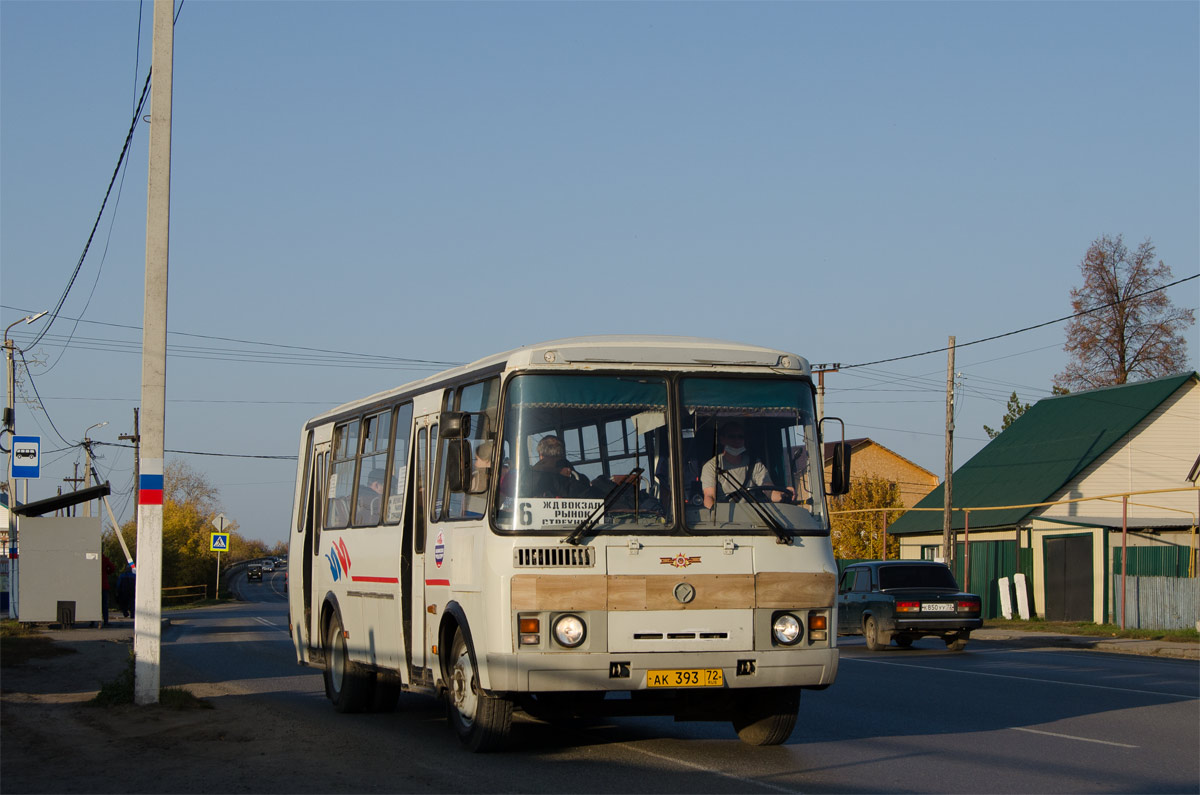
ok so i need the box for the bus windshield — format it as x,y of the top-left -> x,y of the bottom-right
493,373 -> 828,535
496,374 -> 672,534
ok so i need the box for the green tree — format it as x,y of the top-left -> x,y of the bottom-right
1056,234 -> 1194,391
983,392 -> 1030,439
829,475 -> 905,560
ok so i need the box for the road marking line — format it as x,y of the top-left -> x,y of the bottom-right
617,743 -> 799,793
251,616 -> 289,634
1011,727 -> 1138,748
844,657 -> 1197,699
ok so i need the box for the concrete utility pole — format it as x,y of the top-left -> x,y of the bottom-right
134,0 -> 174,706
82,422 -> 108,518
5,310 -> 48,618
942,336 -> 956,569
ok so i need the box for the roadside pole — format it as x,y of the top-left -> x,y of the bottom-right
212,514 -> 228,601
134,0 -> 173,706
942,336 -> 955,570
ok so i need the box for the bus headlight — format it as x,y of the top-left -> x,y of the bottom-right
772,612 -> 802,646
552,614 -> 586,648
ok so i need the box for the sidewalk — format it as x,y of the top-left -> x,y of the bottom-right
972,626 -> 1199,661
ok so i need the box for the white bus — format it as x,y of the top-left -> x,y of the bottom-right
287,336 -> 850,751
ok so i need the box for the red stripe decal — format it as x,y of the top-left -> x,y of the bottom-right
425,579 -> 450,586
350,576 -> 400,583
139,489 -> 163,506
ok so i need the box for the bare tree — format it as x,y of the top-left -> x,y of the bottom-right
1055,234 -> 1194,391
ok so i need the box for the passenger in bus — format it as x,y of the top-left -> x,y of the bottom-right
470,440 -> 494,493
521,435 -> 592,499
701,422 -> 791,508
358,468 -> 386,524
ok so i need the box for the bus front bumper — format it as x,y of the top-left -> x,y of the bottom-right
482,646 -> 838,694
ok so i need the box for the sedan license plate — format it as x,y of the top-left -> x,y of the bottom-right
646,668 -> 724,688
922,602 -> 955,612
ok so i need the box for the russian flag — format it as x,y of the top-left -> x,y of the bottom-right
139,474 -> 164,505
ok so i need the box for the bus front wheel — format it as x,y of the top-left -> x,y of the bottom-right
731,687 -> 800,746
323,613 -> 373,713
446,628 -> 512,752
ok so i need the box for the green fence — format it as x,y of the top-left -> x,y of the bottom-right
1112,546 -> 1192,577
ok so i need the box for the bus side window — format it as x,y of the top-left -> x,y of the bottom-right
386,404 -> 414,525
326,420 -> 359,529
414,427 -> 428,552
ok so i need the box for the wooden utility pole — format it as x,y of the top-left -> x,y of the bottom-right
119,408 -> 140,507
134,0 -> 173,706
63,466 -> 85,517
942,336 -> 955,569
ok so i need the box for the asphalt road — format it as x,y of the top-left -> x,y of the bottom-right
163,569 -> 1198,794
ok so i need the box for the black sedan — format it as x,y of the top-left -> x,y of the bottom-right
837,560 -> 982,651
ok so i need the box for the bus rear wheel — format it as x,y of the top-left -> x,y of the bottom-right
446,628 -> 512,752
323,613 -> 373,713
731,687 -> 800,746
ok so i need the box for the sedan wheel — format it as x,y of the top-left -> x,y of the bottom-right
864,616 -> 888,651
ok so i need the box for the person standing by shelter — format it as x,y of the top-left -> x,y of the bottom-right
116,564 -> 135,619
100,554 -> 116,627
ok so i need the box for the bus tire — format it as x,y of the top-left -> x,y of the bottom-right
446,628 -> 512,752
323,613 -> 373,713
731,687 -> 800,746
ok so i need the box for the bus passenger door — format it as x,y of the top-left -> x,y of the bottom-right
405,418 -> 434,682
303,440 -> 330,651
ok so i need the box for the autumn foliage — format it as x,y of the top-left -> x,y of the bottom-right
102,460 -> 284,590
1056,235 -> 1194,392
829,475 -> 905,560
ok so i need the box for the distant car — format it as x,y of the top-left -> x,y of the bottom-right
262,560 -> 274,572
247,564 -> 263,582
837,561 -> 981,651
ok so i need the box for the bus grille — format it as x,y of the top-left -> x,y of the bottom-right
514,546 -> 595,568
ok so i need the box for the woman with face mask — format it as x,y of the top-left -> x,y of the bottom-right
700,421 -> 789,509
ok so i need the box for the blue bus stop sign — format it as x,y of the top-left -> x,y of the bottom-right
11,436 -> 39,479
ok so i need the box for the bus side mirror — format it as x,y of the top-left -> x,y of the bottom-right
445,439 -> 471,492
819,416 -> 851,496
439,411 -> 471,439
829,442 -> 851,496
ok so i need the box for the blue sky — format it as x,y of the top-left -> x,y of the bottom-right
2,1 -> 1197,547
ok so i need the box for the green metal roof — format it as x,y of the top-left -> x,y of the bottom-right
888,372 -> 1197,536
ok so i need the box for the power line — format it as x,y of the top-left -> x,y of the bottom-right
842,273 -> 1198,370
94,441 -> 295,461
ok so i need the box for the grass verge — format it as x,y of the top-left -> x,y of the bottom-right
986,617 -> 1198,643
91,653 -> 213,709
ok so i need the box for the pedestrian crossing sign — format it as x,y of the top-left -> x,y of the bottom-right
210,532 -> 229,551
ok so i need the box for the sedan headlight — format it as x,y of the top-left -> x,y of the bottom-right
772,613 -> 802,646
553,614 -> 586,648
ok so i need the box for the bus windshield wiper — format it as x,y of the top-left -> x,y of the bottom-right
717,470 -> 793,544
564,467 -> 644,546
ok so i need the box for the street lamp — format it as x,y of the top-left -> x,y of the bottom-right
83,422 -> 109,518
5,310 -> 48,619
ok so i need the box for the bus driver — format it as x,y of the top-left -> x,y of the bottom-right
701,422 -> 791,508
